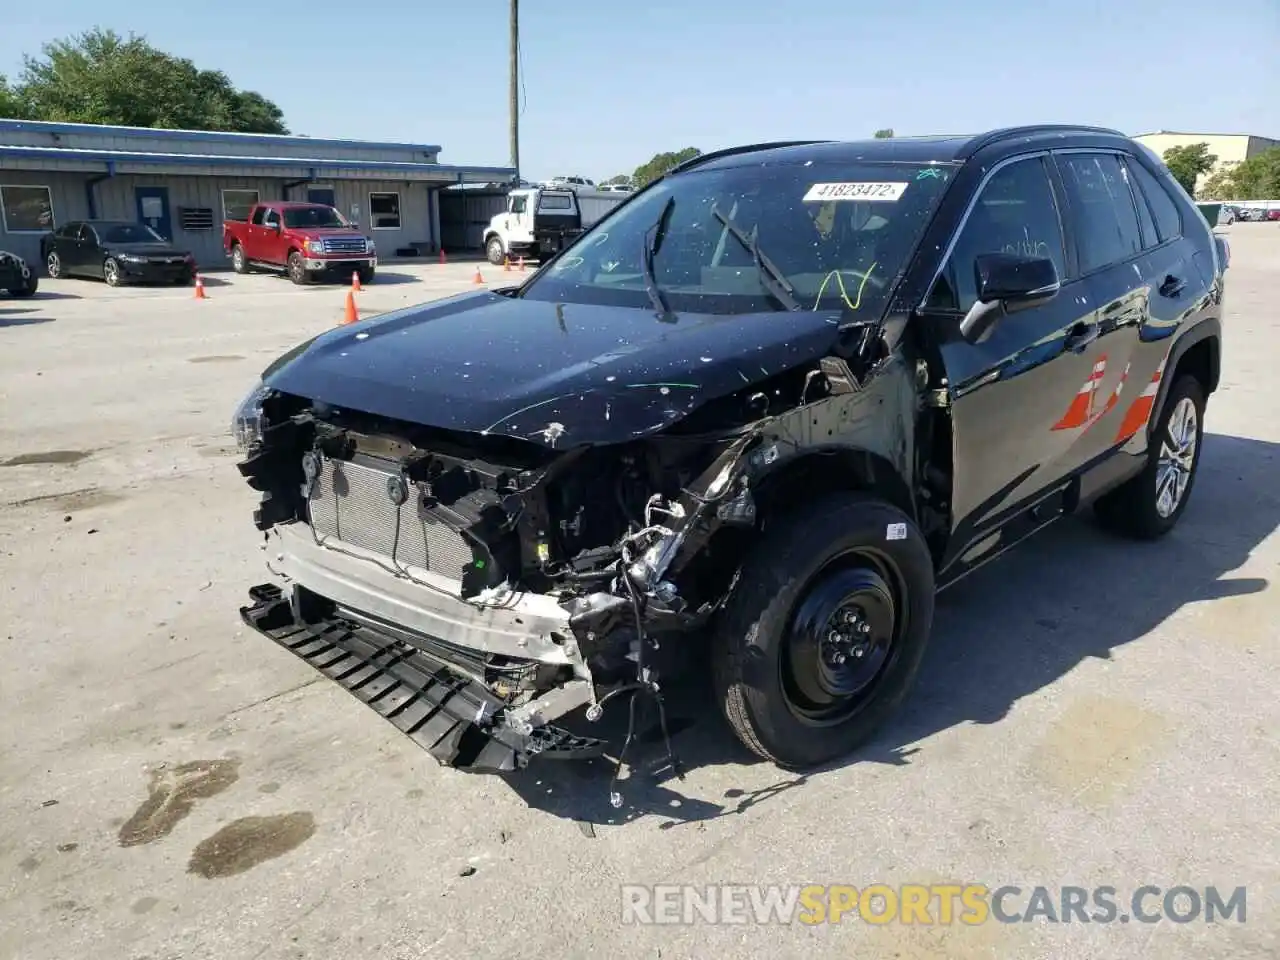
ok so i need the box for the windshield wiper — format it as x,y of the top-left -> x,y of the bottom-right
641,196 -> 675,316
709,204 -> 801,311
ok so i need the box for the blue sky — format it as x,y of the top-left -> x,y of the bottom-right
2,0 -> 1277,182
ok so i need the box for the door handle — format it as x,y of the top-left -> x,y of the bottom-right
1064,322 -> 1100,353
1159,274 -> 1186,298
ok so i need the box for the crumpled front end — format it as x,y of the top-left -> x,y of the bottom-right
232,387 -> 761,774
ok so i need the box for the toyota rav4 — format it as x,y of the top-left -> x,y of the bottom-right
233,125 -> 1227,779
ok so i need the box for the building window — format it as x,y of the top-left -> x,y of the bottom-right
369,192 -> 401,230
222,189 -> 260,223
0,185 -> 55,233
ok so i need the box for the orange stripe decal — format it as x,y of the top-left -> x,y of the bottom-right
1052,355 -> 1107,431
1114,359 -> 1165,444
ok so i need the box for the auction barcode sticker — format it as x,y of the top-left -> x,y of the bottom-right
802,182 -> 909,203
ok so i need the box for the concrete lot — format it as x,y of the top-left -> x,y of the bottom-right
1,230 -> 1277,960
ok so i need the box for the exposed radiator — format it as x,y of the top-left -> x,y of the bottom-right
306,455 -> 482,581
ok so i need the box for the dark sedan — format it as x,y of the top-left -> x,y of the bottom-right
41,221 -> 197,286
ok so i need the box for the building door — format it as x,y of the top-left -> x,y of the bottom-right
135,187 -> 173,240
307,187 -> 336,208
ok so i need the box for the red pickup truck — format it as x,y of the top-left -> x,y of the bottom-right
223,202 -> 377,285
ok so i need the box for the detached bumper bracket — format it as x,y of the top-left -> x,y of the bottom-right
240,584 -> 604,773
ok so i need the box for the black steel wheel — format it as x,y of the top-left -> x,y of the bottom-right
712,492 -> 936,768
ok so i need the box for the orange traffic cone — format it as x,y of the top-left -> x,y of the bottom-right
194,275 -> 208,299
518,256 -> 525,272
341,290 -> 359,325
351,270 -> 362,293
439,248 -> 447,265
472,267 -> 484,284
503,255 -> 511,272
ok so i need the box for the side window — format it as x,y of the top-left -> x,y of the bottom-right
1131,170 -> 1159,249
927,156 -> 1066,313
263,209 -> 280,228
510,196 -> 528,215
1126,158 -> 1182,244
1058,154 -> 1142,273
76,224 -> 92,242
250,207 -> 267,226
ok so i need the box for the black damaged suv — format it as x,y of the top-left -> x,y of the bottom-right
233,125 -> 1227,776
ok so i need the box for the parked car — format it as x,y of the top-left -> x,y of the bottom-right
223,202 -> 376,285
233,125 -> 1226,780
41,221 -> 196,286
0,250 -> 38,297
1266,209 -> 1280,222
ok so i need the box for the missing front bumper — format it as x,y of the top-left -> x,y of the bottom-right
239,583 -> 604,773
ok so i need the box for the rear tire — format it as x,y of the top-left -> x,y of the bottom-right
46,251 -> 62,279
9,274 -> 37,297
1094,373 -> 1206,539
485,236 -> 505,266
230,243 -> 250,274
711,493 -> 936,768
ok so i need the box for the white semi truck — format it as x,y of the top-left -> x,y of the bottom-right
482,186 -> 628,266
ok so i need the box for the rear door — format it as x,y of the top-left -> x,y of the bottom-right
922,153 -> 1106,565
1047,151 -> 1150,463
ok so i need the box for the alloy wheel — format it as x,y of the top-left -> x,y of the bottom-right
1156,396 -> 1198,518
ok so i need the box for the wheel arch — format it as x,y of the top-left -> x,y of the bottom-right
1152,318 -> 1220,442
753,447 -> 917,525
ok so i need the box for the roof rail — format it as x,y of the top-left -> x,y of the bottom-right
958,124 -> 1128,158
665,140 -> 834,178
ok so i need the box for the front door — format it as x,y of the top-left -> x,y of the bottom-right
921,153 -> 1106,570
307,187 -> 336,207
135,187 -> 172,240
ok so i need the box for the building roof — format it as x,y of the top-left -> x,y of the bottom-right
0,144 -> 515,182
0,118 -> 443,154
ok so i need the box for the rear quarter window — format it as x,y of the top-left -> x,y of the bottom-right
1126,159 -> 1182,243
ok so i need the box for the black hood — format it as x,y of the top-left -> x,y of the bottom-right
105,241 -> 189,256
262,290 -> 846,448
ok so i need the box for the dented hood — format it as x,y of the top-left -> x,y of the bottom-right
262,289 -> 844,448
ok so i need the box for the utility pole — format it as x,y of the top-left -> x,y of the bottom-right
509,0 -> 520,184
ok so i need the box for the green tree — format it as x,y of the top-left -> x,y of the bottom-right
601,174 -> 632,186
0,75 -> 31,118
1162,143 -> 1217,198
12,28 -> 288,133
873,128 -> 894,139
1201,148 -> 1280,201
632,147 -> 701,188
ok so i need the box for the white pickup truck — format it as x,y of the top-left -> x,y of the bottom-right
482,186 -> 627,266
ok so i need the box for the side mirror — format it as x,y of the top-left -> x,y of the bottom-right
959,253 -> 1060,344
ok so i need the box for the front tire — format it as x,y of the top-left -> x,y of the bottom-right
1094,374 -> 1206,539
287,251 -> 311,285
711,493 -> 936,768
485,236 -> 506,266
103,258 -> 122,287
358,267 -> 375,285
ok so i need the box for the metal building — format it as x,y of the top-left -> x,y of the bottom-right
1133,131 -> 1279,196
0,119 -> 515,268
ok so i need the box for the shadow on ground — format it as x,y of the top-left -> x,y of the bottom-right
0,308 -> 55,327
501,432 -> 1280,830
367,271 -> 420,286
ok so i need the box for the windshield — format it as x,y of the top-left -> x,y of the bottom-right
100,224 -> 165,243
520,160 -> 956,316
283,206 -> 349,229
